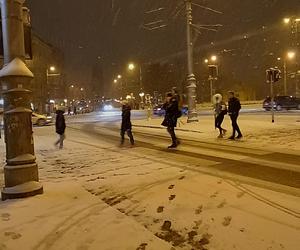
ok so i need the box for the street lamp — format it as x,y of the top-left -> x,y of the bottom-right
205,55 -> 219,102
128,63 -> 135,71
283,51 -> 296,95
283,18 -> 290,24
211,55 -> 217,62
287,51 -> 296,60
128,62 -> 143,92
117,74 -> 122,79
113,79 -> 118,83
46,65 -> 60,113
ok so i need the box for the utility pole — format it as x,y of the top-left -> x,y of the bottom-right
185,0 -> 198,123
0,0 -> 43,200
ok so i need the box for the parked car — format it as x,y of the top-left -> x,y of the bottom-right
32,112 -> 53,126
263,96 -> 300,111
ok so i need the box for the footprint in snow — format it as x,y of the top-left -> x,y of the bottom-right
136,243 -> 148,250
168,184 -> 175,189
156,206 -> 164,213
195,205 -> 203,215
210,191 -> 218,198
217,200 -> 227,208
237,191 -> 245,198
222,216 -> 232,226
4,232 -> 22,240
178,176 -> 185,180
0,243 -> 7,250
169,195 -> 176,201
1,213 -> 10,221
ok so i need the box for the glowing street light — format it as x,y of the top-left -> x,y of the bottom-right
287,51 -> 296,60
211,55 -> 217,62
49,66 -> 56,72
283,18 -> 290,24
117,74 -> 122,79
204,59 -> 209,64
128,63 -> 135,71
113,79 -> 118,83
283,51 -> 296,95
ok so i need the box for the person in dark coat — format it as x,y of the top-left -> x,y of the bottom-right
162,92 -> 179,148
227,91 -> 242,139
55,107 -> 66,149
120,101 -> 134,146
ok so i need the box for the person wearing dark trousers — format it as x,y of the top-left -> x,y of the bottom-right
162,92 -> 179,148
55,107 -> 66,149
228,91 -> 242,140
120,101 -> 134,146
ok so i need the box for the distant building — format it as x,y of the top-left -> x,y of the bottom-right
27,34 -> 65,113
0,33 -> 65,114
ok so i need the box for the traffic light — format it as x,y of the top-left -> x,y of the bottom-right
266,68 -> 281,83
208,65 -> 218,79
273,68 -> 281,82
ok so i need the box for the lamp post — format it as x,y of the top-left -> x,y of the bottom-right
128,62 -> 143,94
205,55 -> 218,102
185,0 -> 198,122
0,0 -> 43,200
139,92 -> 145,109
46,66 -> 60,113
283,17 -> 300,96
279,51 -> 296,95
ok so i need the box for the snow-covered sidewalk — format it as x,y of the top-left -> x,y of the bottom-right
133,113 -> 300,152
0,123 -> 299,250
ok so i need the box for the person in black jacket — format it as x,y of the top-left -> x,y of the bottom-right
120,101 -> 134,146
227,91 -> 242,139
55,108 -> 66,149
162,92 -> 179,148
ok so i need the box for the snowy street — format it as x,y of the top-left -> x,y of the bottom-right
0,112 -> 300,250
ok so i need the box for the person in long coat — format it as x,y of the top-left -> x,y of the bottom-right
120,101 -> 134,146
55,107 -> 66,149
228,91 -> 242,139
162,92 -> 179,148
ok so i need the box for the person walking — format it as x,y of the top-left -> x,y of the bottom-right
227,91 -> 242,139
162,92 -> 179,148
213,94 -> 227,138
55,107 -> 66,149
120,100 -> 134,146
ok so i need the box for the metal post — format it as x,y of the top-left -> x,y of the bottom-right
270,77 -> 275,123
186,0 -> 198,123
0,0 -> 43,200
283,60 -> 287,95
139,65 -> 142,91
209,77 -> 213,102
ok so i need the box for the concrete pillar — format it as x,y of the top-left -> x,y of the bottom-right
0,0 -> 43,200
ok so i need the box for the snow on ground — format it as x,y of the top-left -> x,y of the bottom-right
133,112 -> 300,152
0,114 -> 300,250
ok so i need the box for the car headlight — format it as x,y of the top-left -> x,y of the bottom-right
103,105 -> 113,111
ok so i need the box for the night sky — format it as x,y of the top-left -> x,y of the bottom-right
26,0 -> 299,95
